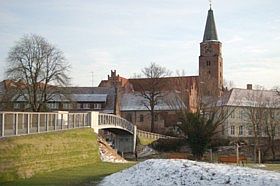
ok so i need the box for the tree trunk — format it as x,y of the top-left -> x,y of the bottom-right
271,139 -> 276,160
151,110 -> 155,132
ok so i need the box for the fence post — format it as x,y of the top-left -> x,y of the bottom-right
83,114 -> 86,127
90,112 -> 99,133
73,114 -> 75,128
54,114 -> 57,131
37,114 -> 40,133
46,114 -> 49,132
15,113 -> 18,135
61,113 -> 63,129
27,114 -> 30,134
22,114 -> 24,134
68,114 -> 71,128
1,113 -> 4,137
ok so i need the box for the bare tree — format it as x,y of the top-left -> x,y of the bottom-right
243,89 -> 266,162
5,34 -> 70,111
176,94 -> 234,160
273,86 -> 280,96
132,63 -> 171,132
263,101 -> 280,160
223,79 -> 235,90
242,88 -> 280,162
166,73 -> 234,160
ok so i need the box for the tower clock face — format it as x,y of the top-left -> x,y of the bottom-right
203,44 -> 212,54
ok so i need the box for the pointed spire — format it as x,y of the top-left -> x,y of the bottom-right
203,6 -> 218,42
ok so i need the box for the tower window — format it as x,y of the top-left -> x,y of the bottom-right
208,70 -> 211,74
206,61 -> 211,66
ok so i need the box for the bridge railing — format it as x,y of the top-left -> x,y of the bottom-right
0,111 -> 90,138
98,113 -> 134,134
137,129 -> 177,140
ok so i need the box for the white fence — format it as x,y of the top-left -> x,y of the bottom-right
0,111 -> 90,137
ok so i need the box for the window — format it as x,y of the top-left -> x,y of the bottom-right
47,103 -> 59,109
83,103 -> 90,109
63,103 -> 73,110
13,103 -> 20,109
126,113 -> 132,122
93,103 -> 101,110
248,125 -> 253,136
24,103 -> 31,109
239,126 -> 243,135
206,61 -> 211,66
239,110 -> 246,120
208,70 -> 211,75
231,112 -> 235,118
230,126 -> 235,135
222,125 -> 225,135
77,103 -> 83,109
139,114 -> 144,122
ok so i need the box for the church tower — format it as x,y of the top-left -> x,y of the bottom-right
199,6 -> 223,97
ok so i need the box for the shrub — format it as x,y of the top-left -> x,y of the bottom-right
151,138 -> 186,152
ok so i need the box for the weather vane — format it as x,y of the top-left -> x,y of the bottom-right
209,0 -> 212,9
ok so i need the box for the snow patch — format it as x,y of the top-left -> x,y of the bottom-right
99,147 -> 127,163
99,159 -> 280,186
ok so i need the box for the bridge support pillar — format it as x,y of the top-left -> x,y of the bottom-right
89,112 -> 99,133
133,125 -> 137,153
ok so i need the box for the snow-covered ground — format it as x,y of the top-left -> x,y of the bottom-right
99,159 -> 280,186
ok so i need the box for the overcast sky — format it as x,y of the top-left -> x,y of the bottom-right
0,0 -> 279,89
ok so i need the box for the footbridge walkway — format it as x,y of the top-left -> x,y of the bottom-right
0,111 -> 136,152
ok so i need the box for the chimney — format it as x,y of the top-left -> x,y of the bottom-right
247,84 -> 252,90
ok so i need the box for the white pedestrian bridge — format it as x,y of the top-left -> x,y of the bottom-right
0,111 -> 137,153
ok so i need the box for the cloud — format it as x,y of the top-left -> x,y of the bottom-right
0,11 -> 20,25
225,35 -> 243,44
275,36 -> 280,40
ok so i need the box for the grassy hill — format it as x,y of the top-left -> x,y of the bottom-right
0,128 -> 100,182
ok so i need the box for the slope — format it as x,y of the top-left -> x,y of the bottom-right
0,128 -> 99,182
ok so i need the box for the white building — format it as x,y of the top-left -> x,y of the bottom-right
222,87 -> 280,140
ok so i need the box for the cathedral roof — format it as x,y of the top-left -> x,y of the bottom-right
203,8 -> 218,42
128,76 -> 198,92
121,92 -> 185,111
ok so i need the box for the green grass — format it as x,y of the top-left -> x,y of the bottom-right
0,128 -> 136,185
2,162 -> 135,186
138,136 -> 156,145
246,163 -> 280,172
0,128 -> 100,182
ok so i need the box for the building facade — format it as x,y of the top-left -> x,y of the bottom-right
221,87 -> 280,141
